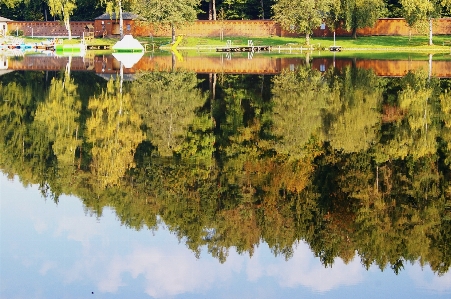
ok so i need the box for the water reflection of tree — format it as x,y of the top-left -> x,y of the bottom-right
34,73 -> 81,168
131,71 -> 209,158
1,68 -> 451,275
86,78 -> 144,189
0,71 -> 56,189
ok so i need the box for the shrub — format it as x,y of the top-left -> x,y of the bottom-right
8,29 -> 24,36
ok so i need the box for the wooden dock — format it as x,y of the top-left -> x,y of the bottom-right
216,46 -> 271,53
86,45 -> 111,50
329,46 -> 342,52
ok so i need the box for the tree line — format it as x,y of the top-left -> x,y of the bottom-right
1,0 -> 450,43
1,65 -> 451,273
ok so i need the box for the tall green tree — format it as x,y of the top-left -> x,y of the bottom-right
47,0 -> 77,39
400,0 -> 451,45
334,0 -> 385,38
1,0 -> 24,8
132,0 -> 201,42
0,0 -> 50,21
272,0 -> 332,45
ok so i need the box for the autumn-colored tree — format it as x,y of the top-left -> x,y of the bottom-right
131,71 -> 207,157
272,0 -> 332,45
86,78 -> 144,188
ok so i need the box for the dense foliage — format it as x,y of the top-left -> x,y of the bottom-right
2,0 -> 449,21
1,65 -> 451,274
2,0 -> 449,41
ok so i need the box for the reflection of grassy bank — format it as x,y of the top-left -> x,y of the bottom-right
264,51 -> 451,61
162,49 -> 451,61
296,52 -> 451,60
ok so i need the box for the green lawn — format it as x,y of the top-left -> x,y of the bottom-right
17,34 -> 451,55
155,35 -> 451,51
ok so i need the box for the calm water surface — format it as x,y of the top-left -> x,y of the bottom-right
1,53 -> 451,298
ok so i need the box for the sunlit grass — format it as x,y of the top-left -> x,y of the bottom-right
17,34 -> 451,55
161,35 -> 451,51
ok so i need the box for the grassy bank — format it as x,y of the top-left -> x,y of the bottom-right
154,35 -> 451,51
17,34 -> 451,53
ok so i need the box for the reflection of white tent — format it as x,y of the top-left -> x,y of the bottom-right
0,55 -> 7,70
112,35 -> 144,52
112,52 -> 143,68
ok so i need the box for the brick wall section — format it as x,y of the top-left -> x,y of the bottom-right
133,20 -> 281,37
9,21 -> 94,37
6,18 -> 451,38
134,18 -> 451,38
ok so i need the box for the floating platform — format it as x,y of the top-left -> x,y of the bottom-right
216,46 -> 271,52
86,45 -> 111,50
329,46 -> 342,52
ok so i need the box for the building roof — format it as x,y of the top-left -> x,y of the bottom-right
95,12 -> 142,20
0,17 -> 14,22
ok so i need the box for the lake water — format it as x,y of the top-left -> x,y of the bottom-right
1,51 -> 451,299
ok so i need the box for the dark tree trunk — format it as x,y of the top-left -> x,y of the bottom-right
208,1 -> 213,20
352,27 -> 357,39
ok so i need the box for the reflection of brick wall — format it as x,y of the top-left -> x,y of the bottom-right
6,55 -> 451,77
7,56 -> 90,71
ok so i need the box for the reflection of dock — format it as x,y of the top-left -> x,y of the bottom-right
2,55 -> 451,78
216,46 -> 270,52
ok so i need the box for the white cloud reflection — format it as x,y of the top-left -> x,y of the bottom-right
97,245 -> 243,297
92,240 -> 364,297
257,243 -> 364,292
2,174 -> 451,298
408,264 -> 451,293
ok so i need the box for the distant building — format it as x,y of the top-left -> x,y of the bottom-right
0,16 -> 13,37
94,12 -> 142,38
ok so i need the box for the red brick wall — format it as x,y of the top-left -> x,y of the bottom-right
9,21 -> 94,37
134,18 -> 451,38
7,18 -> 451,38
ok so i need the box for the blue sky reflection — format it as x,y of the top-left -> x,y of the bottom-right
1,174 -> 450,299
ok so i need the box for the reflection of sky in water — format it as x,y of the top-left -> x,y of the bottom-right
1,173 -> 450,299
